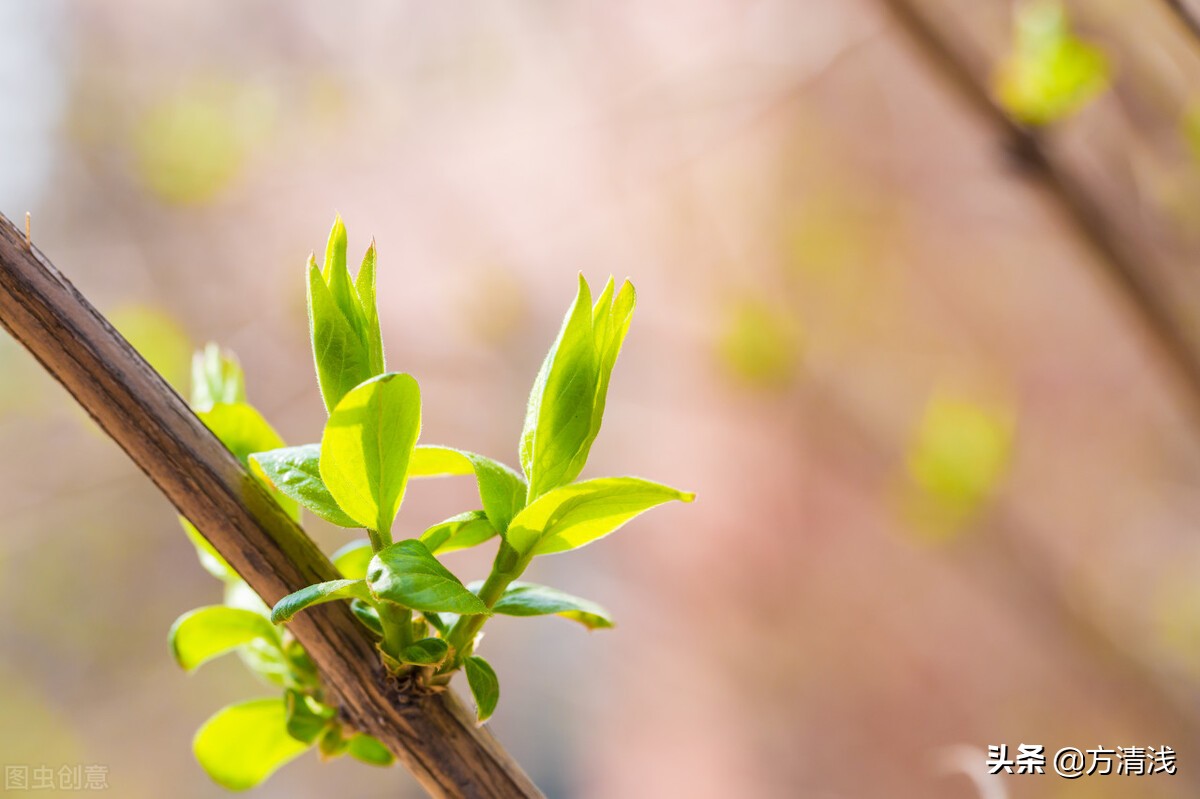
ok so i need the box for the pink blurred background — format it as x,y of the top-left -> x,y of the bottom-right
3,1 -> 1200,797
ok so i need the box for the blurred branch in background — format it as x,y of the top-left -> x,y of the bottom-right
878,0 -> 1200,432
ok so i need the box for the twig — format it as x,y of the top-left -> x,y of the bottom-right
878,0 -> 1200,431
0,213 -> 542,799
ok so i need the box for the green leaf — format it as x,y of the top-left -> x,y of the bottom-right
349,598 -> 383,635
191,343 -> 245,411
399,637 -> 450,666
332,539 -> 374,580
354,241 -> 385,375
284,690 -> 333,745
307,256 -> 376,414
563,278 -> 635,482
250,444 -> 358,527
169,606 -> 280,672
411,446 -> 528,531
347,734 -> 394,767
197,402 -> 285,466
366,539 -> 488,615
506,477 -> 694,556
410,444 -> 475,477
224,579 -> 271,617
420,511 -> 497,555
464,655 -> 499,723
180,517 -> 235,582
320,373 -> 422,537
271,580 -> 373,624
486,581 -> 614,630
994,0 -> 1110,126
193,698 -> 310,791
520,274 -> 599,500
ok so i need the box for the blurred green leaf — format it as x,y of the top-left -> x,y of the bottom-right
718,298 -> 802,388
197,403 -> 285,466
332,539 -> 374,580
110,305 -> 192,390
464,656 -> 499,723
284,690 -> 332,745
193,698 -> 309,791
482,581 -> 614,630
271,579 -> 372,624
902,392 -> 1014,540
191,344 -> 245,411
134,82 -> 273,206
420,511 -> 498,555
506,477 -> 694,557
320,373 -> 421,537
993,0 -> 1110,126
169,606 -> 280,672
250,444 -> 358,527
366,540 -> 488,615
347,734 -> 394,767
180,518 -> 236,582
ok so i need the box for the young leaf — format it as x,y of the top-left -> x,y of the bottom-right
318,725 -> 350,759
520,274 -> 599,500
420,511 -> 497,555
250,444 -> 358,527
332,539 -> 374,580
366,539 -> 488,615
271,579 -> 373,624
354,241 -> 385,375
993,0 -> 1110,126
464,655 -> 500,723
191,344 -> 245,411
412,447 -> 528,531
169,606 -> 280,672
485,581 -> 614,630
193,698 -> 310,791
349,598 -> 383,635
563,279 -> 635,481
198,403 -> 300,521
284,690 -> 333,745
307,257 -> 375,414
410,445 -> 476,477
347,734 -> 394,767
320,373 -> 422,537
198,403 -> 286,466
399,637 -> 450,666
506,477 -> 694,556
224,579 -> 272,618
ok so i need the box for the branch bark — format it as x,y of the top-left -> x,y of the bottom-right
0,213 -> 542,799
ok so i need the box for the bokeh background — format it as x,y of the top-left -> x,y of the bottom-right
5,1 -> 1200,797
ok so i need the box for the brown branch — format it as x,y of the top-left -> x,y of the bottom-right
877,0 -> 1200,430
0,214 -> 542,799
1162,0 -> 1200,45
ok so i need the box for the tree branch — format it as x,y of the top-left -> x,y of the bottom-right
0,213 -> 542,799
878,0 -> 1200,430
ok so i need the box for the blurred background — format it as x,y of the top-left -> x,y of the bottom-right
5,0 -> 1200,796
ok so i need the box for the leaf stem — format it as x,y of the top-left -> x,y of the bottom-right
378,601 -> 414,660
439,540 -> 530,673
366,526 -> 386,552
